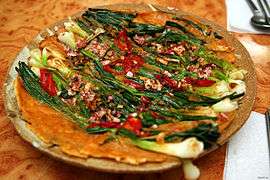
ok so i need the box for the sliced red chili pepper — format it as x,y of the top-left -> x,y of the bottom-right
110,59 -> 124,66
122,116 -> 142,135
164,76 -> 178,89
194,79 -> 215,87
184,77 -> 215,87
155,74 -> 162,81
103,64 -> 119,74
40,69 -> 47,87
89,121 -> 121,129
141,96 -> 151,106
123,79 -> 144,90
150,111 -> 161,119
184,77 -> 195,84
103,55 -> 144,75
40,69 -> 57,96
138,96 -> 151,112
123,54 -> 144,73
156,75 -> 214,89
114,29 -> 132,52
103,63 -> 125,75
156,74 -> 179,90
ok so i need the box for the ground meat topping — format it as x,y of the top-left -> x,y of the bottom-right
85,39 -> 110,57
141,77 -> 163,91
133,34 -> 146,45
69,74 -> 84,92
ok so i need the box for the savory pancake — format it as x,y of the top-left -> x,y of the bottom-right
14,8 -> 247,177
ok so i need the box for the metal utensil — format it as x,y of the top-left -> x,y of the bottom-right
257,0 -> 270,21
246,0 -> 270,29
258,0 -> 270,18
265,110 -> 270,165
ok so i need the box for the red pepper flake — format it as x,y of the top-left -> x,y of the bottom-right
122,116 -> 142,135
114,29 -> 132,52
40,69 -> 57,96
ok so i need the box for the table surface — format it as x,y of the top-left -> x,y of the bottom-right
0,0 -> 269,179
